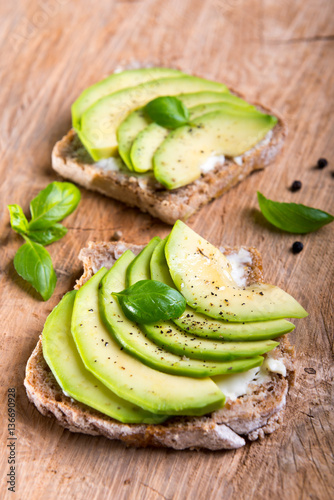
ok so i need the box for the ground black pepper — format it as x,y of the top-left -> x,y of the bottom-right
317,158 -> 328,169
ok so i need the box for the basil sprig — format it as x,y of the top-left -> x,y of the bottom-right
14,238 -> 57,301
144,96 -> 190,129
257,192 -> 334,233
113,280 -> 187,324
7,181 -> 81,300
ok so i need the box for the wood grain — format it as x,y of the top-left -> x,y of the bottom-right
0,1 -> 333,499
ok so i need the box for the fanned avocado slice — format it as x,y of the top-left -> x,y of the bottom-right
117,109 -> 152,170
73,267 -> 225,415
79,76 -> 228,160
101,250 -> 263,375
130,123 -> 169,173
150,239 -> 295,341
42,291 -> 166,424
72,67 -> 184,129
189,102 -> 258,120
153,110 -> 277,190
127,240 -> 278,361
165,221 -> 308,322
178,91 -> 255,109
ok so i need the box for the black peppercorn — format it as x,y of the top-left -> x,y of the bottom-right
291,180 -> 302,192
317,158 -> 328,169
292,241 -> 303,254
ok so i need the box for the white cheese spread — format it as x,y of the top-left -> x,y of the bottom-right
95,157 -> 123,172
223,248 -> 253,287
212,352 -> 286,401
199,154 -> 225,174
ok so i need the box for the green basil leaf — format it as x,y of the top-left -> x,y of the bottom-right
144,96 -> 190,129
29,182 -> 81,230
26,223 -> 68,246
257,192 -> 334,233
7,204 -> 29,234
13,238 -> 57,300
113,280 -> 186,324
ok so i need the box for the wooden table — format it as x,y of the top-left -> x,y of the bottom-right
1,1 -> 333,498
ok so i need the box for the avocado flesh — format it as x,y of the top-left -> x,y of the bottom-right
73,266 -> 224,415
117,109 -> 152,170
130,123 -> 169,173
143,321 -> 278,361
79,76 -> 229,160
126,236 -> 161,286
72,67 -> 184,129
130,102 -> 258,173
154,110 -> 277,190
178,91 -> 254,109
189,102 -> 258,120
128,240 -> 276,361
102,250 -> 261,376
151,239 -> 295,341
121,90 -> 248,173
42,291 -> 166,424
165,221 -> 308,322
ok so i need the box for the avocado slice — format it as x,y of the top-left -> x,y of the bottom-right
126,236 -> 161,286
117,109 -> 152,170
72,267 -> 225,415
79,76 -> 228,160
72,67 -> 184,129
127,239 -> 277,360
101,250 -> 262,375
189,102 -> 257,120
150,239 -> 295,340
165,221 -> 308,322
42,291 -> 166,424
130,123 -> 169,173
153,110 -> 277,190
178,91 -> 254,109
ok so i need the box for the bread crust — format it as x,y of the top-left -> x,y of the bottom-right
24,242 -> 295,450
52,95 -> 286,225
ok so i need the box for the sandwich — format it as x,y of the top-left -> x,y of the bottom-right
52,67 -> 286,224
24,221 -> 307,450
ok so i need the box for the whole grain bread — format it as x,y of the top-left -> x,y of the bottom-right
24,242 -> 295,450
52,95 -> 286,225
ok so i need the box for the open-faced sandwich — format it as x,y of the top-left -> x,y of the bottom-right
52,67 -> 286,224
25,222 -> 307,450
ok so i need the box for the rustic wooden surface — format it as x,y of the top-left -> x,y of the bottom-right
0,1 -> 333,499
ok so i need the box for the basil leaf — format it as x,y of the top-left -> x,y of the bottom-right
113,280 -> 186,324
29,182 -> 81,230
257,192 -> 334,233
144,96 -> 190,129
13,238 -> 57,301
7,204 -> 29,234
27,223 -> 68,246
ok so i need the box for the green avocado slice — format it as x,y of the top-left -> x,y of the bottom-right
79,76 -> 228,160
126,240 -> 277,360
189,102 -> 259,120
42,291 -> 166,424
72,267 -> 225,415
130,123 -> 169,173
153,110 -> 277,190
150,239 -> 295,340
178,91 -> 255,109
72,67 -> 184,129
165,221 -> 308,322
117,109 -> 152,170
101,250 -> 263,375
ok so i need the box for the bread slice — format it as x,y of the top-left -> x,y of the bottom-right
52,98 -> 286,225
24,242 -> 295,450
